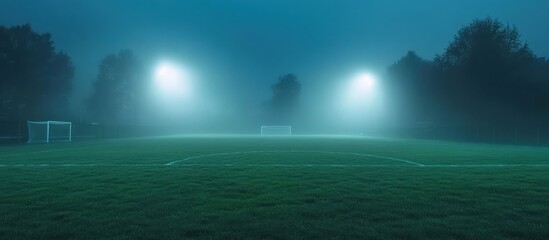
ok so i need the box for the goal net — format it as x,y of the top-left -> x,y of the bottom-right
27,121 -> 72,143
261,126 -> 292,136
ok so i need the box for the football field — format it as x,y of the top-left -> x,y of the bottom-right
1,135 -> 549,239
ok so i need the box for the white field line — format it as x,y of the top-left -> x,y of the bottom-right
177,163 -> 549,167
177,164 -> 414,167
165,150 -> 424,166
2,163 -> 549,168
1,144 -> 111,158
0,149 -> 66,158
0,163 -> 165,167
424,164 -> 549,167
2,150 -> 548,168
1,141 -> 120,158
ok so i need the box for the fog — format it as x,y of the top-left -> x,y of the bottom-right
1,0 -> 549,142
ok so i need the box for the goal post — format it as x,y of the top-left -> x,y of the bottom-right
27,121 -> 72,143
260,126 -> 292,136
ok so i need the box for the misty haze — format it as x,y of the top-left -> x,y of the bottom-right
1,1 -> 549,239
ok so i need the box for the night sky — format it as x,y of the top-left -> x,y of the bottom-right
1,0 -> 548,111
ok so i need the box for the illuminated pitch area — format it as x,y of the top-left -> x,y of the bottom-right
1,135 -> 549,239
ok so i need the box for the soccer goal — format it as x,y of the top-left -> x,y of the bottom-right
260,126 -> 292,136
27,121 -> 72,143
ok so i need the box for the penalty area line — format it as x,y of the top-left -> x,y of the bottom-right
165,150 -> 424,166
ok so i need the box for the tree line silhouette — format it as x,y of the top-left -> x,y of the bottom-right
0,24 -> 73,121
1,18 -> 548,143
385,18 -> 549,142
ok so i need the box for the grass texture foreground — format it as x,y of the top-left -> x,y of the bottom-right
1,135 -> 549,239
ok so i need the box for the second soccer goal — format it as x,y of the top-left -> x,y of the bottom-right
260,126 -> 292,136
27,121 -> 72,143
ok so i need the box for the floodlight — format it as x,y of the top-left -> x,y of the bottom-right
334,71 -> 385,128
153,61 -> 190,98
345,72 -> 377,103
354,73 -> 375,90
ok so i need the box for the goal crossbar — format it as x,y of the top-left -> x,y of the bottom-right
260,126 -> 292,135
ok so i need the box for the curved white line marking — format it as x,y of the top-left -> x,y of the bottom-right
176,163 -> 414,167
164,150 -> 424,166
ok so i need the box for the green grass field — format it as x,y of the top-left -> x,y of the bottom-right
2,135 -> 549,239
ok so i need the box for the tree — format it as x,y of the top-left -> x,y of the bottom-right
434,17 -> 537,126
529,57 -> 549,124
0,24 -> 74,121
265,74 -> 301,124
386,51 -> 439,125
87,50 -> 144,124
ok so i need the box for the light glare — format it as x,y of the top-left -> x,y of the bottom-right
346,72 -> 376,102
334,71 -> 384,128
355,73 -> 375,90
154,62 -> 189,98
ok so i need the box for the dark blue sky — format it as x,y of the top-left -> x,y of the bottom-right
1,0 -> 549,109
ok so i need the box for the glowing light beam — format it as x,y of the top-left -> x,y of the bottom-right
153,61 -> 190,98
345,72 -> 377,104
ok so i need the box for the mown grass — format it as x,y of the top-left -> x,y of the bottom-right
1,135 -> 549,239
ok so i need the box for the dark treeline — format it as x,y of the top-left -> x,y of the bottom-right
1,18 -> 549,143
385,18 -> 549,142
263,73 -> 301,125
87,50 -> 145,125
0,24 -> 73,121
